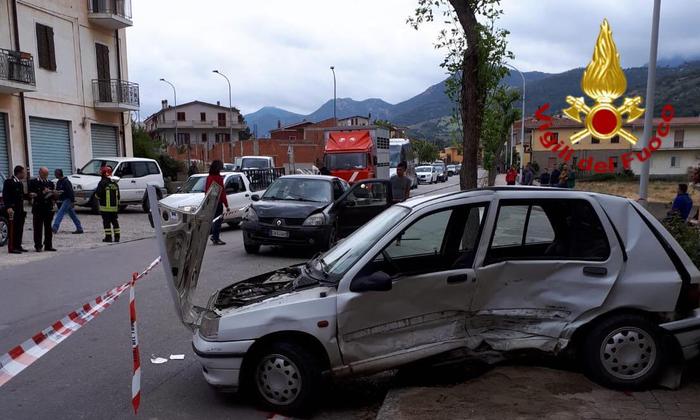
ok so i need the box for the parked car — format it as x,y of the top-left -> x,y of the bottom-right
159,172 -> 255,228
447,165 -> 456,176
456,164 -> 462,174
223,163 -> 236,171
415,165 -> 438,184
241,175 -> 393,253
152,185 -> 700,415
432,162 -> 447,182
71,157 -> 167,213
0,171 -> 7,247
239,156 -> 275,170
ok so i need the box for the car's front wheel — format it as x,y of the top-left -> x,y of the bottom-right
243,236 -> 260,254
0,216 -> 8,247
581,314 -> 666,390
250,341 -> 323,416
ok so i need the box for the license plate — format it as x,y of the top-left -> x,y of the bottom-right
270,229 -> 289,238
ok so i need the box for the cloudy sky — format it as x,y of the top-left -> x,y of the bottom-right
127,0 -> 700,119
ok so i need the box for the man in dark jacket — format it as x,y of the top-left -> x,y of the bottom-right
3,165 -> 28,253
550,167 -> 561,187
52,168 -> 84,234
97,166 -> 120,242
28,167 -> 57,252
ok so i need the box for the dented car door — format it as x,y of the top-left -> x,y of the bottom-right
469,197 -> 624,352
337,201 -> 489,369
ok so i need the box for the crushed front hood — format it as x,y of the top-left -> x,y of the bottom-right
150,184 -> 220,329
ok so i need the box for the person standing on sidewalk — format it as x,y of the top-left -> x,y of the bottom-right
3,165 -> 28,253
28,167 -> 57,252
206,160 -> 229,245
505,165 -> 518,185
52,168 -> 83,234
96,166 -> 120,243
390,161 -> 412,203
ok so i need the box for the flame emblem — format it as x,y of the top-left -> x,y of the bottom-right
563,19 -> 644,144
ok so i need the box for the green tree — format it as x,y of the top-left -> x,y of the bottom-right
409,0 -> 512,190
481,86 -> 520,185
239,126 -> 253,140
413,139 -> 440,163
132,125 -> 182,180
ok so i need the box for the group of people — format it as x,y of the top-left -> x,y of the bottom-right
3,165 -> 121,254
505,163 -> 576,188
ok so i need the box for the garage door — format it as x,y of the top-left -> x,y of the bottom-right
29,117 -> 72,175
91,124 -> 119,157
0,113 -> 9,177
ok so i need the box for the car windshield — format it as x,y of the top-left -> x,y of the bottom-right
318,205 -> 410,280
178,176 -> 207,193
241,158 -> 270,169
81,159 -> 119,176
416,166 -> 431,173
432,165 -> 443,171
389,145 -> 401,167
325,153 -> 367,170
262,178 -> 331,203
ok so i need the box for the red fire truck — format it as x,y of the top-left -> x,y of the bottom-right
323,130 -> 390,184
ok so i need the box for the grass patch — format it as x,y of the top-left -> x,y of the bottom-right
575,180 -> 684,203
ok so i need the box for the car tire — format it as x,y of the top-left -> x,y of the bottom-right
118,205 -> 128,212
323,225 -> 337,251
244,239 -> 260,254
248,341 -> 323,416
0,216 -> 8,247
581,314 -> 666,390
90,195 -> 100,214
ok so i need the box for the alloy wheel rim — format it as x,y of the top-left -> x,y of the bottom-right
600,326 -> 656,380
0,220 -> 6,242
256,353 -> 302,406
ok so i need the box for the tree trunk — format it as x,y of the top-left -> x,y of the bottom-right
450,0 -> 481,190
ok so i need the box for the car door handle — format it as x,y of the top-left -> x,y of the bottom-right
583,267 -> 607,276
446,274 -> 469,284
130,180 -> 136,183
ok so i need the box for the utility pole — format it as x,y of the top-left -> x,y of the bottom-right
330,66 -> 337,122
213,70 -> 236,162
505,63 -> 525,170
638,0 -> 661,207
159,78 -> 187,164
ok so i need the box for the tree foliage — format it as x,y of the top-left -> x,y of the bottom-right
408,0 -> 512,189
132,124 -> 183,180
481,86 -> 520,185
412,139 -> 440,163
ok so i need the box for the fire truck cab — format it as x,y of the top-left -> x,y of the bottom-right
323,129 -> 390,184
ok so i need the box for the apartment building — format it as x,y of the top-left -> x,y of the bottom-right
628,117 -> 700,177
0,0 -> 138,177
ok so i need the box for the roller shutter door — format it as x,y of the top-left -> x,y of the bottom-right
29,117 -> 72,175
91,124 -> 118,157
0,113 -> 9,177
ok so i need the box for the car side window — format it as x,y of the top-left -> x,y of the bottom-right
132,162 -> 149,178
332,180 -> 344,200
384,210 -> 452,259
452,205 -> 488,268
346,181 -> 388,207
225,176 -> 243,193
116,162 -> 132,178
486,199 -> 610,263
146,162 -> 160,175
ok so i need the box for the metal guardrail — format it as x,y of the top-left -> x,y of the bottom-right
0,48 -> 35,86
92,79 -> 139,107
87,0 -> 132,19
242,168 -> 285,192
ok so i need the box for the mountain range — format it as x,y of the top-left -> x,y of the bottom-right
245,60 -> 700,145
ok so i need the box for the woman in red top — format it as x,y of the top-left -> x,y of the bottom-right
505,165 -> 518,185
205,160 -> 229,245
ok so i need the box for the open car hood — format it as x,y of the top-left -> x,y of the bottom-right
148,184 -> 220,329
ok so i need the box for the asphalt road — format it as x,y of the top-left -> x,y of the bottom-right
0,176 -> 460,419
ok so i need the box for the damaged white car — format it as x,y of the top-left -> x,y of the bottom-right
150,184 -> 700,415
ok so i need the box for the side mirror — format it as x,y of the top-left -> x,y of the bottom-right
251,194 -> 260,201
77,168 -> 83,174
350,271 -> 392,293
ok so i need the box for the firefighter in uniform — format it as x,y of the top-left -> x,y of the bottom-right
96,166 -> 120,242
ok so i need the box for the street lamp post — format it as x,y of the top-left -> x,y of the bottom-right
505,63 -> 526,170
330,66 -> 336,122
638,0 -> 661,207
159,78 -> 188,164
213,70 -> 237,162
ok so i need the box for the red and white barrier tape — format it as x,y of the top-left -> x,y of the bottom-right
0,257 -> 160,396
129,271 -> 141,414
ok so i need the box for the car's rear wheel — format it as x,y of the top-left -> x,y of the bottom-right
581,314 -> 665,390
90,195 -> 100,214
250,341 -> 322,416
0,216 -> 8,247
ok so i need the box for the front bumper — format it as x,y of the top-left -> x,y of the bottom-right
74,189 -> 95,206
192,330 -> 255,388
241,221 -> 332,247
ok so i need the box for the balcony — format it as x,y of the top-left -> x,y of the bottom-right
92,79 -> 139,112
156,120 -> 247,130
87,0 -> 133,29
0,48 -> 36,94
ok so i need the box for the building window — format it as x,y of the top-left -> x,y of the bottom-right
218,113 -> 227,127
674,129 -> 684,148
36,23 -> 56,71
591,137 -> 600,144
610,156 -> 619,168
670,156 -> 679,168
176,133 -> 190,145
177,112 -> 185,121
611,135 -> 620,144
216,133 -> 230,143
289,136 -> 296,141
201,133 -> 207,143
200,112 -> 206,122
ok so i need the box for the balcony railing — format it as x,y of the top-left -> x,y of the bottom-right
92,79 -> 139,111
0,48 -> 36,92
87,0 -> 133,28
156,120 -> 247,129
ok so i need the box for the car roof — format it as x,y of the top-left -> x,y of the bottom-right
92,157 -> 157,163
189,171 -> 244,178
278,175 -> 339,181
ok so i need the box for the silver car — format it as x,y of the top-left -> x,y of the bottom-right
152,185 -> 700,415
